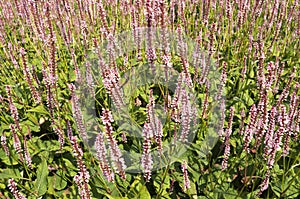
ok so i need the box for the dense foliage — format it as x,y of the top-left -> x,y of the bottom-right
0,0 -> 299,198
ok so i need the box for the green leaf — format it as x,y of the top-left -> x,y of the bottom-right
35,158 -> 49,196
229,138 -> 237,148
27,105 -> 49,115
0,168 -> 21,179
138,185 -> 151,199
0,150 -> 19,166
47,176 -> 56,195
54,170 -> 68,190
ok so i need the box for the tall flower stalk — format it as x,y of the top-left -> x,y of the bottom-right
101,109 -> 126,179
222,106 -> 234,170
141,123 -> 153,182
70,136 -> 91,199
7,179 -> 27,199
95,132 -> 114,182
181,160 -> 190,192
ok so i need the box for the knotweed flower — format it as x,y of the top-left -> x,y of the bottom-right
23,135 -> 32,169
226,0 -> 232,29
239,107 -> 246,135
181,160 -> 190,192
70,136 -> 91,199
198,51 -> 209,84
177,27 -> 192,88
42,64 -> 57,120
10,124 -> 24,163
257,41 -> 266,93
218,99 -> 226,138
53,125 -> 65,150
283,83 -> 299,156
192,43 -> 201,83
145,0 -> 156,74
257,77 -> 290,197
7,179 -> 27,199
294,110 -> 300,141
1,132 -> 10,156
97,0 -> 109,36
216,62 -> 227,100
222,106 -> 234,170
208,23 -> 216,56
20,48 -> 41,104
45,2 -> 57,87
243,104 -> 258,153
267,105 -> 287,168
258,170 -> 271,196
85,61 -> 95,98
28,0 -> 42,40
135,14 -> 143,60
269,11 -> 284,50
66,120 -> 73,140
146,89 -> 155,124
179,90 -> 192,143
162,54 -> 172,82
69,84 -> 88,142
265,62 -> 276,91
264,106 -> 277,159
102,67 -> 125,110
122,132 -> 127,143
5,85 -> 21,131
141,123 -> 153,182
255,92 -> 269,149
201,82 -> 210,118
268,0 -> 279,30
101,109 -> 126,179
147,90 -> 163,154
95,132 -> 114,182
171,72 -> 184,122
287,0 -> 298,24
155,119 -> 163,156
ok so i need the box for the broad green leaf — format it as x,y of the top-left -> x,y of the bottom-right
27,105 -> 49,115
138,185 -> 151,199
35,158 -> 49,196
54,170 -> 68,190
47,176 -> 56,195
0,150 -> 19,166
0,168 -> 21,179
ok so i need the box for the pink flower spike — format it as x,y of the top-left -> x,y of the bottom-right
181,160 -> 190,192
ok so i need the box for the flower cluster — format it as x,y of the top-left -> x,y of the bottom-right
222,106 -> 234,170
69,83 -> 88,142
23,135 -> 32,169
70,136 -> 91,199
1,132 -> 10,156
146,90 -> 163,155
5,85 -> 21,131
141,123 -> 153,182
181,160 -> 190,192
95,132 -> 114,182
102,68 -> 125,110
10,124 -> 24,163
101,109 -> 126,179
243,104 -> 258,152
20,47 -> 41,104
179,90 -> 192,143
7,179 -> 27,199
